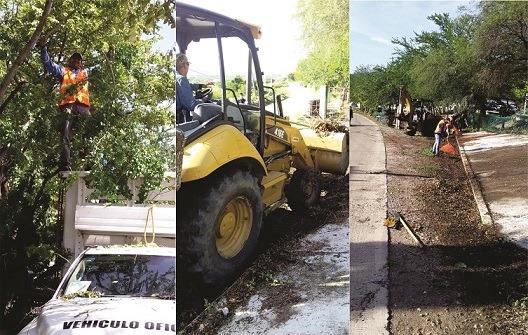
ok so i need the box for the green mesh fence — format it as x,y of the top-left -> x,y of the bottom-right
482,114 -> 528,132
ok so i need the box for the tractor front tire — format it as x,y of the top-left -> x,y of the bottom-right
286,166 -> 322,212
177,171 -> 263,284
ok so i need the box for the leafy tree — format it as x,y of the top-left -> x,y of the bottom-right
354,2 -> 526,121
350,65 -> 389,111
294,0 -> 349,89
226,75 -> 246,99
222,75 -> 290,105
0,0 -> 175,331
473,1 -> 528,101
392,12 -> 480,107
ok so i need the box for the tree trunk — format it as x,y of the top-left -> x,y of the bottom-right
0,0 -> 53,105
0,80 -> 27,116
0,146 -> 11,200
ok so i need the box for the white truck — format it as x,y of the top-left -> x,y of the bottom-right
18,172 -> 177,334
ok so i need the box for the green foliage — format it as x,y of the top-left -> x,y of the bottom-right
513,295 -> 528,322
227,75 -> 246,98
294,0 -> 349,88
203,298 -> 218,312
473,1 -> 528,98
389,11 -> 479,105
0,0 -> 175,328
349,65 -> 396,110
62,290 -> 103,299
223,75 -> 290,105
351,1 -> 527,125
259,271 -> 294,286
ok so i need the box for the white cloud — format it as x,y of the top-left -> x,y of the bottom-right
370,36 -> 394,47
350,0 -> 470,72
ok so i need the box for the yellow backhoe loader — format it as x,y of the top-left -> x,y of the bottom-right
395,85 -> 441,137
176,3 -> 349,284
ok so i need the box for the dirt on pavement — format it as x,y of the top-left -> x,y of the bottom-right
177,172 -> 349,334
177,117 -> 527,335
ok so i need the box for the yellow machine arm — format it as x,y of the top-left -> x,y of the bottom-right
397,85 -> 413,117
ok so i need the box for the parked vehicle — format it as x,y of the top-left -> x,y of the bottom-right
395,85 -> 441,137
17,245 -> 176,334
17,173 -> 176,333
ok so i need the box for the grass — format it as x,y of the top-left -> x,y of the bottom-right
421,147 -> 435,157
420,163 -> 440,175
203,298 -> 218,312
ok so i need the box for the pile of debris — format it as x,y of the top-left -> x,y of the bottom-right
310,119 -> 349,137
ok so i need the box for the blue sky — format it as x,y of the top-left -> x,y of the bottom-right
350,1 -> 473,72
153,23 -> 175,53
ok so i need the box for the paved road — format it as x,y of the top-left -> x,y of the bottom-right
458,131 -> 528,250
349,114 -> 389,334
217,220 -> 350,335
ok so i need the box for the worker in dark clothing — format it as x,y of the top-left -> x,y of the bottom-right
38,36 -> 103,171
176,53 -> 212,123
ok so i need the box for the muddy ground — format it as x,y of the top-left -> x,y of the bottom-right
177,120 -> 527,334
176,172 -> 349,334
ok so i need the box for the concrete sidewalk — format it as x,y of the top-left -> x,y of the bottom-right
457,131 -> 528,250
349,114 -> 389,334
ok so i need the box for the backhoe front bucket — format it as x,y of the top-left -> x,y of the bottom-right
299,129 -> 349,175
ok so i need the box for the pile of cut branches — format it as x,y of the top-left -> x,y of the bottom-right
310,119 -> 348,137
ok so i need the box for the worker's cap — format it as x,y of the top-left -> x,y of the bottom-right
70,52 -> 83,61
176,53 -> 189,67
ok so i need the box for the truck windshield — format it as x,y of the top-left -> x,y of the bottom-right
62,254 -> 175,299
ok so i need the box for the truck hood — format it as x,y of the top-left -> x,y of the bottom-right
19,297 -> 176,334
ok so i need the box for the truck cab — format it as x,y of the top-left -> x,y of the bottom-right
18,245 -> 176,334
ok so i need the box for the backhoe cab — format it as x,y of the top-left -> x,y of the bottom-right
176,3 -> 349,284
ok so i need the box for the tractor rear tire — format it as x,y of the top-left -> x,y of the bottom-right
286,166 -> 322,212
177,170 -> 263,284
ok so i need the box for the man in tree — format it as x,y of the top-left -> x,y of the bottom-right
38,36 -> 97,171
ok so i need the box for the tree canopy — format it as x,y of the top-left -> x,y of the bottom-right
350,1 -> 528,117
294,0 -> 349,89
0,0 -> 175,330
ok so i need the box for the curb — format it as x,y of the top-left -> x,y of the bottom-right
455,135 -> 494,225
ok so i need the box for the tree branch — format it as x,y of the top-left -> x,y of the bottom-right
0,0 -> 53,106
0,79 -> 27,116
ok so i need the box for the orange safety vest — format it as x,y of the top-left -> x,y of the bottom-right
59,67 -> 90,107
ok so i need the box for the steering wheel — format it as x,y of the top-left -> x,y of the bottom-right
195,88 -> 213,102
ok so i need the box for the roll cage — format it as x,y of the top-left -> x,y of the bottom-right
176,2 -> 267,156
